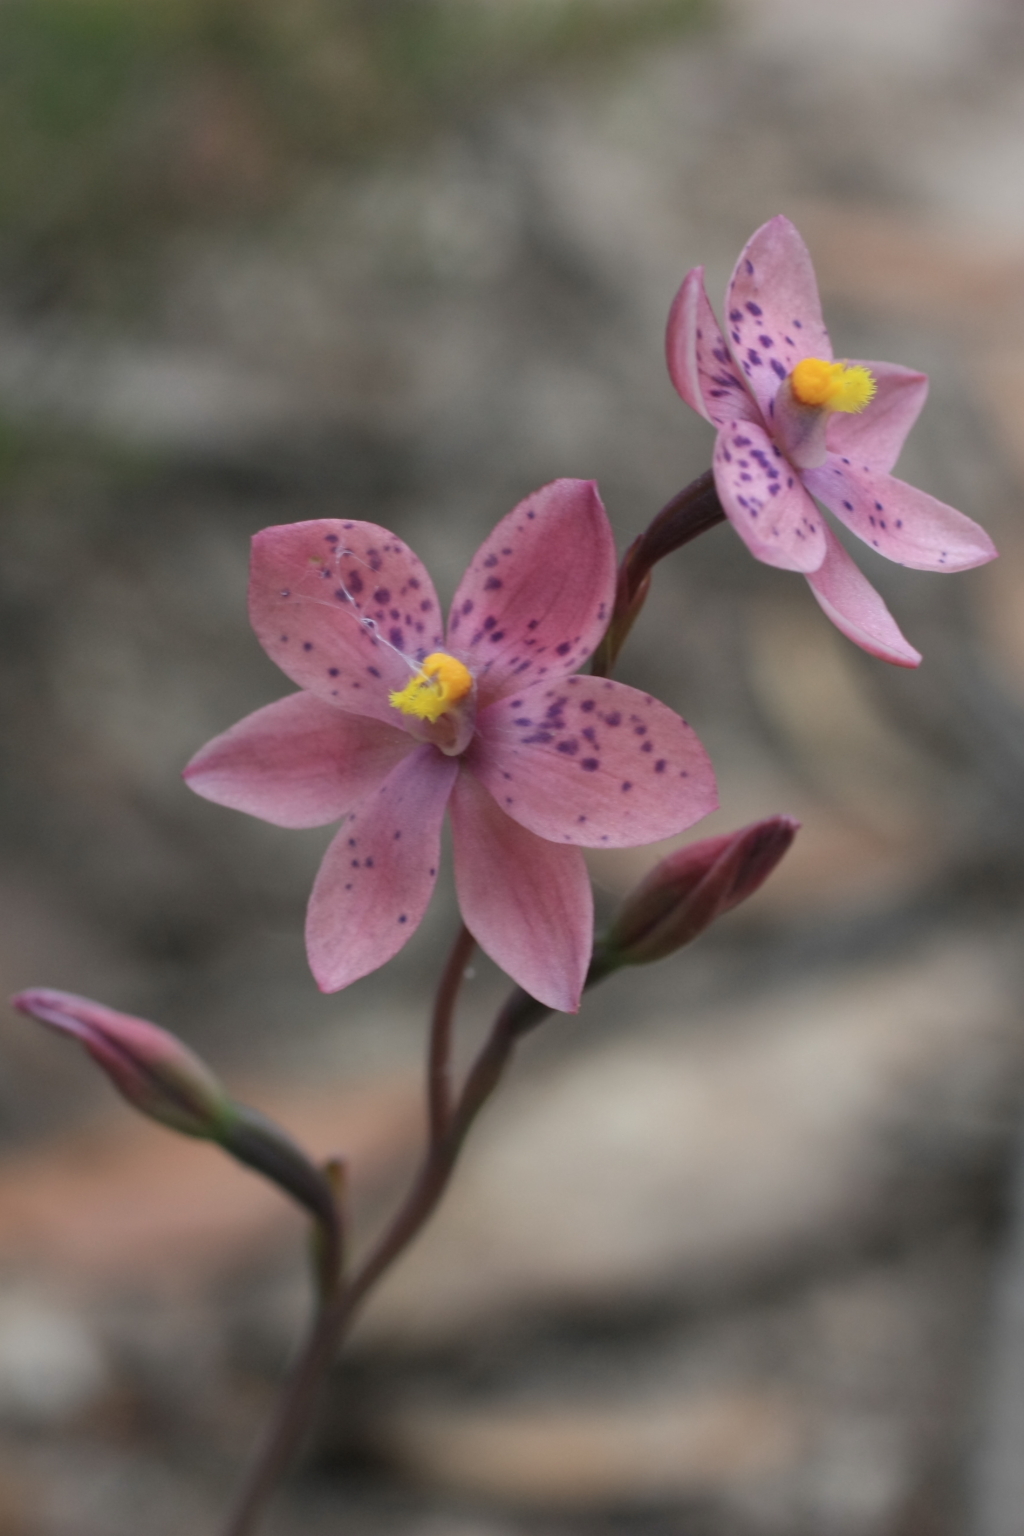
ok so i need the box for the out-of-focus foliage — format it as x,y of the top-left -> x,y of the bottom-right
0,0 -> 707,302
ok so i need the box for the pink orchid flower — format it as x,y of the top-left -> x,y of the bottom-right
185,480 -> 717,1011
667,215 -> 997,666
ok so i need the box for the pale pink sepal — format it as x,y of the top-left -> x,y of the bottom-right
184,692 -> 415,828
249,520 -> 444,727
447,479 -> 617,709
724,216 -> 832,419
305,747 -> 458,992
804,526 -> 921,668
665,267 -> 757,429
803,460 -> 998,572
469,674 -> 717,847
449,770 -> 592,1012
825,361 -> 928,473
713,419 -> 826,572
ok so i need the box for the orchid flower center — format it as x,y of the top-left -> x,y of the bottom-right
389,652 -> 473,723
789,357 -> 876,414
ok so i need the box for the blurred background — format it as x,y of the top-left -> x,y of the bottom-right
2,0 -> 1024,1531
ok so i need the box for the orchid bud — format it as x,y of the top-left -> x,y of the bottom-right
601,815 -> 799,966
12,988 -> 232,1138
11,989 -> 339,1229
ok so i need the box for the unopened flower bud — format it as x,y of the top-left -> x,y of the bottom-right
602,815 -> 799,966
12,988 -> 232,1138
12,988 -> 340,1230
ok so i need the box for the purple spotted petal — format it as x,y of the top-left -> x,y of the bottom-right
714,419 -> 827,572
468,675 -> 717,847
724,216 -> 832,419
184,692 -> 415,828
447,480 -> 616,708
666,267 -> 758,430
802,459 -> 998,572
825,362 -> 929,474
449,770 -> 592,1012
249,520 -> 445,727
305,746 -> 457,993
804,525 -> 921,668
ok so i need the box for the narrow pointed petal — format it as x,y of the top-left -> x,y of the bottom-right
825,362 -> 929,473
447,480 -> 616,707
714,419 -> 827,571
804,525 -> 921,667
305,746 -> 457,993
449,771 -> 591,1012
249,520 -> 444,727
803,460 -> 998,572
469,675 -> 717,847
666,267 -> 758,429
184,692 -> 415,828
724,217 -> 832,419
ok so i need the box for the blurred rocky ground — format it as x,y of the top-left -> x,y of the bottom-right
2,0 -> 1024,1532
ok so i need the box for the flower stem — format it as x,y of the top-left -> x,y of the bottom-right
428,923 -> 475,1141
219,924 -> 487,1536
592,469 -> 724,676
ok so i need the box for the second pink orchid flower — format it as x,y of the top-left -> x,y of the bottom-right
667,215 -> 996,665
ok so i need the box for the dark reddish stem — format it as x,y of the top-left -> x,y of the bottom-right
428,923 -> 475,1141
592,469 -> 725,677
220,922 -> 483,1536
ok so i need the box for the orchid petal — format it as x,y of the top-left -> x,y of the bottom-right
249,520 -> 444,727
714,419 -> 827,572
724,216 -> 832,419
184,692 -> 415,828
447,480 -> 616,708
450,770 -> 591,1012
305,746 -> 457,993
665,267 -> 758,430
469,675 -> 717,847
804,525 -> 921,668
824,361 -> 929,474
803,460 -> 998,572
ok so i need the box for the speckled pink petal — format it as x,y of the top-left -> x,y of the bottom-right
666,267 -> 759,430
724,216 -> 832,420
449,770 -> 591,1012
305,746 -> 457,993
804,525 -> 921,668
802,459 -> 998,572
468,675 -> 717,847
713,419 -> 827,572
446,480 -> 616,708
183,692 -> 415,829
249,520 -> 445,728
825,362 -> 929,473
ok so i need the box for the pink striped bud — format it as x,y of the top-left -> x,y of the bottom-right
12,988 -> 338,1227
13,988 -> 231,1137
604,816 -> 798,965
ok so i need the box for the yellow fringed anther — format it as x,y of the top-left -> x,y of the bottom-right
790,357 -> 876,413
389,652 -> 473,723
